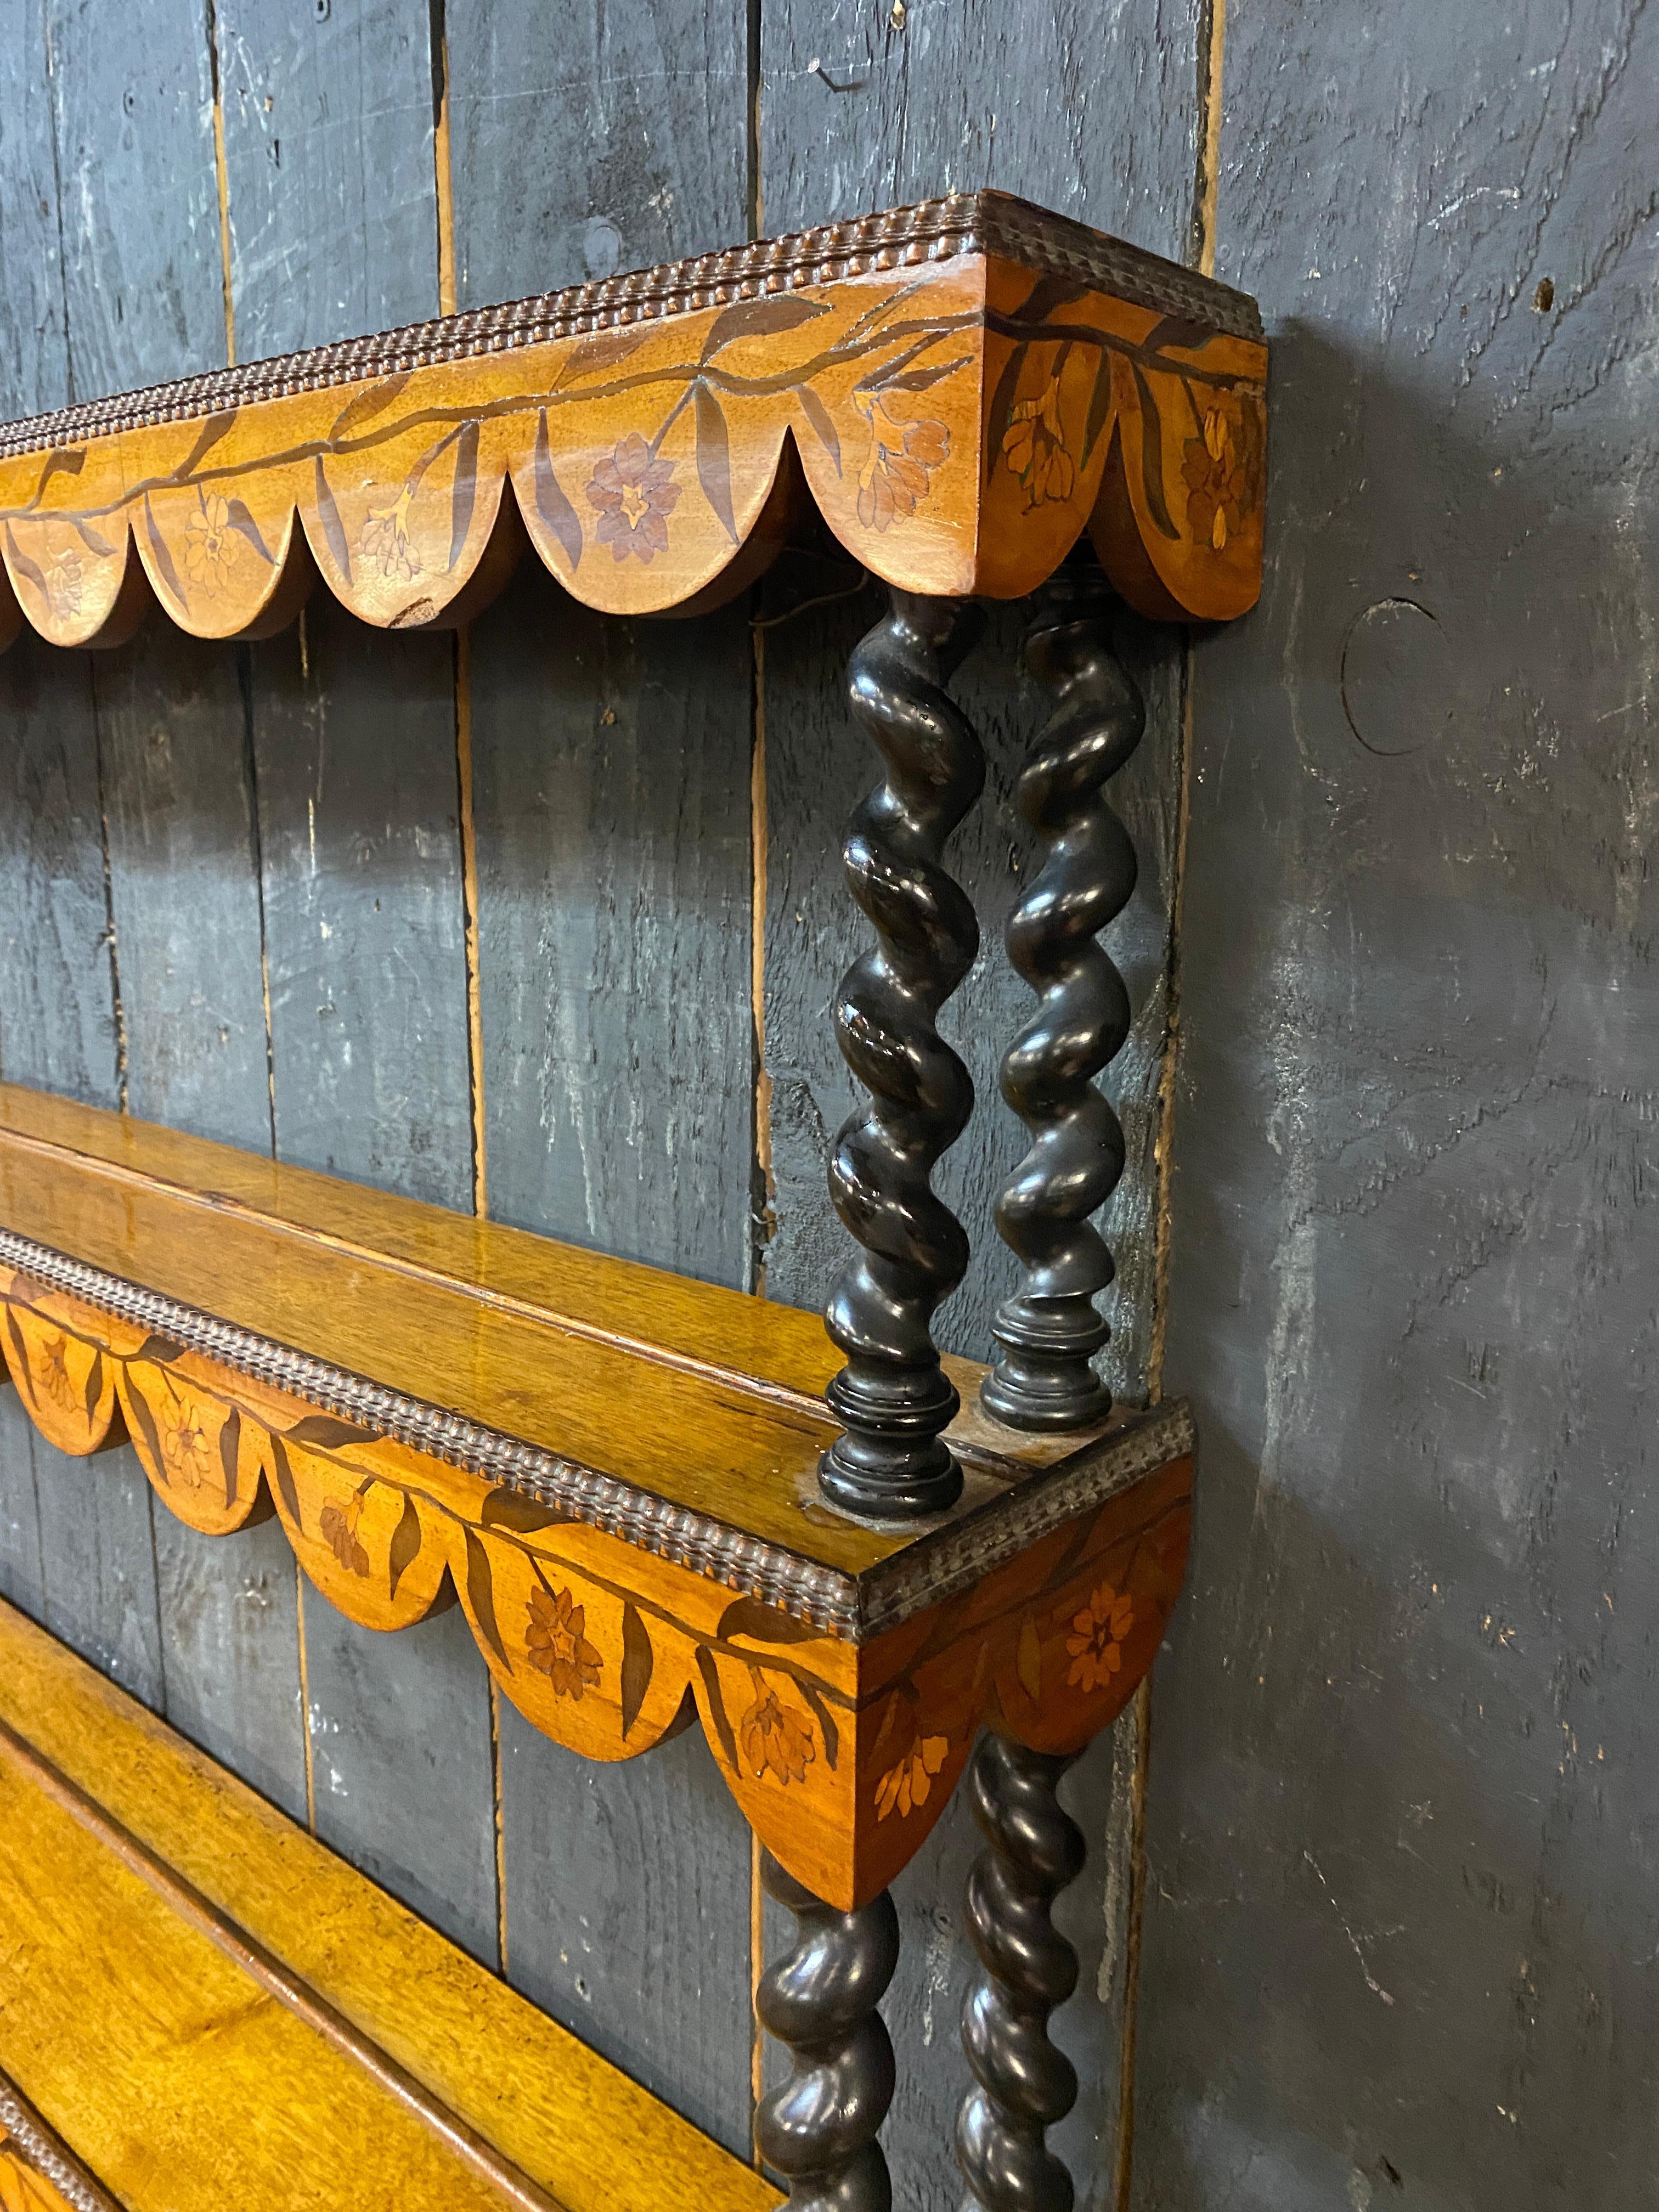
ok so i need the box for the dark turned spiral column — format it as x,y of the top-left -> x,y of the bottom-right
957,1731 -> 1086,2212
981,560 -> 1146,1432
755,1853 -> 900,2211
821,588 -> 986,1519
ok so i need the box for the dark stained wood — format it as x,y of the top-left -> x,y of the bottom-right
1137,5 -> 1659,2209
755,15 -> 1205,2194
446,0 -> 748,301
449,10 -> 758,2133
220,0 -> 498,1967
213,0 -> 441,354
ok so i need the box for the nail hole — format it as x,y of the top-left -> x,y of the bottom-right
1532,276 -> 1554,313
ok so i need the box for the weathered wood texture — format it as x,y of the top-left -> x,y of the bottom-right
1137,5 -> 1659,2209
216,1 -> 501,1967
757,14 -> 1200,2198
453,9 -> 758,2138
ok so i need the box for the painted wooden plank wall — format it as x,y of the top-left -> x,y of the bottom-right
6,6 -> 1651,2208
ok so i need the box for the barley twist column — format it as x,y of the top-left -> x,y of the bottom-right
981,561 -> 1145,1432
821,588 -> 985,1519
755,1853 -> 901,2211
957,1731 -> 1086,2212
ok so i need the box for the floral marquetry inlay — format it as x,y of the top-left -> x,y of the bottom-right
0,1253 -> 1190,1911
0,191 -> 1265,653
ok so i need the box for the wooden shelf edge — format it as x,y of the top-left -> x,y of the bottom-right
0,2070 -> 119,2212
0,1597 -> 779,2212
0,189 -> 1266,646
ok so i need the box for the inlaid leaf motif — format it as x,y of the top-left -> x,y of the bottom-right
695,1645 -> 739,1769
1017,1615 -> 1043,1703
532,410 -> 582,570
142,495 -> 186,603
556,328 -> 651,386
125,1379 -> 168,1488
800,1680 -> 839,1771
224,498 -> 273,565
1140,315 -> 1212,359
176,410 -> 238,479
4,524 -> 49,599
331,373 -> 411,442
3,1310 -> 36,1404
1130,365 -> 1180,540
218,1404 -> 241,1509
870,353 -> 969,394
269,1435 -> 302,1528
717,1593 -> 822,1645
480,1483 -> 570,1533
132,1333 -> 185,1364
312,458 -> 352,579
30,445 -> 86,503
795,384 -> 842,473
449,419 -> 480,570
70,515 -> 117,558
465,1527 -> 509,1667
701,292 -> 829,360
619,1602 -> 653,1740
388,1492 -> 423,1599
82,1348 -> 104,1423
1081,358 -> 1115,469
985,342 -> 1029,481
285,1412 -> 377,1451
693,382 -> 736,541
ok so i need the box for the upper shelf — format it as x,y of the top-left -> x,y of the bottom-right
0,192 -> 1266,650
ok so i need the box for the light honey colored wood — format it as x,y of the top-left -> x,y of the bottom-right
0,1596 -> 777,2212
0,194 -> 1265,646
0,1084 -> 1194,1907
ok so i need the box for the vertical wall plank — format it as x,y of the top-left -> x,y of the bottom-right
46,0 -> 224,398
215,0 -> 438,351
447,1 -> 748,300
218,0 -> 498,1960
93,628 -> 308,1816
0,0 -> 69,416
1135,7 -> 1659,2209
449,3 -> 758,2148
249,604 -> 496,1951
755,12 -> 1202,2198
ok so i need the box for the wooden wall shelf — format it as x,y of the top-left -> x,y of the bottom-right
0,191 -> 1263,648
0,1081 -> 1190,1917
0,188 -> 1265,2212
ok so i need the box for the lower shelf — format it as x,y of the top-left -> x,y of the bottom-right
0,1598 -> 777,2212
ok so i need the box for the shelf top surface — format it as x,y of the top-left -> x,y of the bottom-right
0,189 -> 1267,645
0,1082 -> 1190,1628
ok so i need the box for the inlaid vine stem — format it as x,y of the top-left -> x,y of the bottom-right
981,561 -> 1145,1432
821,588 -> 986,1519
957,1731 -> 1086,2212
755,1853 -> 900,2211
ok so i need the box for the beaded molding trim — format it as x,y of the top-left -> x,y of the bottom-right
0,1226 -> 1192,1641
0,2072 -> 122,2212
0,189 -> 1260,461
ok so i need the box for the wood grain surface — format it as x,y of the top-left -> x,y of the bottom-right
0,1593 -> 779,2212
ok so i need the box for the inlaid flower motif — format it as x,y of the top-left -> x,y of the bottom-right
37,1334 -> 77,1412
526,1583 -> 602,1698
47,549 -> 83,620
160,1403 -> 215,1492
1181,392 -> 1262,552
874,1730 -> 949,1821
856,407 -> 950,532
184,495 -> 240,594
1066,1580 -> 1135,1694
740,1685 -> 816,1785
320,1496 -> 371,1577
586,431 -> 681,563
358,486 -> 420,581
1002,374 -> 1074,506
